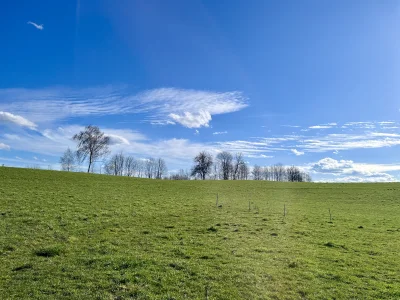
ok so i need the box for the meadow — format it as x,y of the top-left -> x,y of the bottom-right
0,167 -> 399,299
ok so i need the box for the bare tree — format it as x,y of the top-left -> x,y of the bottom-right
238,162 -> 249,180
136,160 -> 144,178
191,151 -> 213,180
302,172 -> 312,182
252,164 -> 262,180
105,152 -> 125,176
263,166 -> 271,181
73,125 -> 110,173
59,148 -> 76,171
211,162 -> 220,180
144,157 -> 156,179
216,151 -> 233,180
154,158 -> 167,179
124,156 -> 137,177
232,153 -> 245,180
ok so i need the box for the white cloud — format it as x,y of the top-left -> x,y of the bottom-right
0,87 -> 247,128
169,111 -> 211,128
138,88 -> 247,128
27,21 -> 43,30
309,157 -> 399,182
309,125 -> 333,129
0,111 -> 37,129
15,156 -> 22,160
344,121 -> 375,129
106,134 -> 130,145
300,132 -> 400,152
213,131 -> 227,135
310,157 -> 354,173
291,149 -> 304,156
331,174 -> 395,183
282,125 -> 300,128
308,122 -> 337,129
33,156 -> 38,160
194,130 -> 200,135
0,143 -> 10,150
246,154 -> 273,158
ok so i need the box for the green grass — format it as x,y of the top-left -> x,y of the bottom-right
1,167 -> 399,299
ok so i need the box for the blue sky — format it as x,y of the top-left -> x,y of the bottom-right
2,0 -> 400,181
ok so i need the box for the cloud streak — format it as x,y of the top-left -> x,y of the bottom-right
0,111 -> 37,129
0,143 -> 10,150
27,21 -> 43,30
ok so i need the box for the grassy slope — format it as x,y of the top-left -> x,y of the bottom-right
0,167 -> 399,299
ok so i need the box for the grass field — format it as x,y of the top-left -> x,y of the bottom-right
1,167 -> 399,299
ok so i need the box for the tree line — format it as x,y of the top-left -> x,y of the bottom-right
190,151 -> 311,182
59,125 -> 311,182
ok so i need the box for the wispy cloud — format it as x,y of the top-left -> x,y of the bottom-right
246,154 -> 273,159
27,21 -> 43,30
0,143 -> 10,150
0,87 -> 248,128
0,111 -> 37,129
343,121 -> 375,129
136,88 -> 248,128
300,132 -> 400,153
213,131 -> 227,135
309,123 -> 337,129
194,130 -> 200,135
291,149 -> 304,156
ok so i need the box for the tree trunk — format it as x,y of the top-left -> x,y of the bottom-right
87,156 -> 92,173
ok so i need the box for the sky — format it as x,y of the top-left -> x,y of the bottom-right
1,0 -> 400,182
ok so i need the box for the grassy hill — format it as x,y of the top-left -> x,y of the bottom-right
0,167 -> 399,299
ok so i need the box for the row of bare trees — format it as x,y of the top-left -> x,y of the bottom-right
190,151 -> 311,181
251,163 -> 311,182
60,125 -> 311,182
104,153 -> 167,179
191,151 -> 250,180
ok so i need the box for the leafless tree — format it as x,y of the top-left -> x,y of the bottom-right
270,163 -> 286,181
238,162 -> 249,180
302,172 -> 312,182
73,125 -> 110,173
136,160 -> 144,178
144,157 -> 156,179
105,152 -> 125,176
155,158 -> 167,179
232,153 -> 245,180
252,164 -> 262,180
210,163 -> 219,180
216,151 -> 233,180
59,148 -> 76,171
124,156 -> 137,177
191,151 -> 213,180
